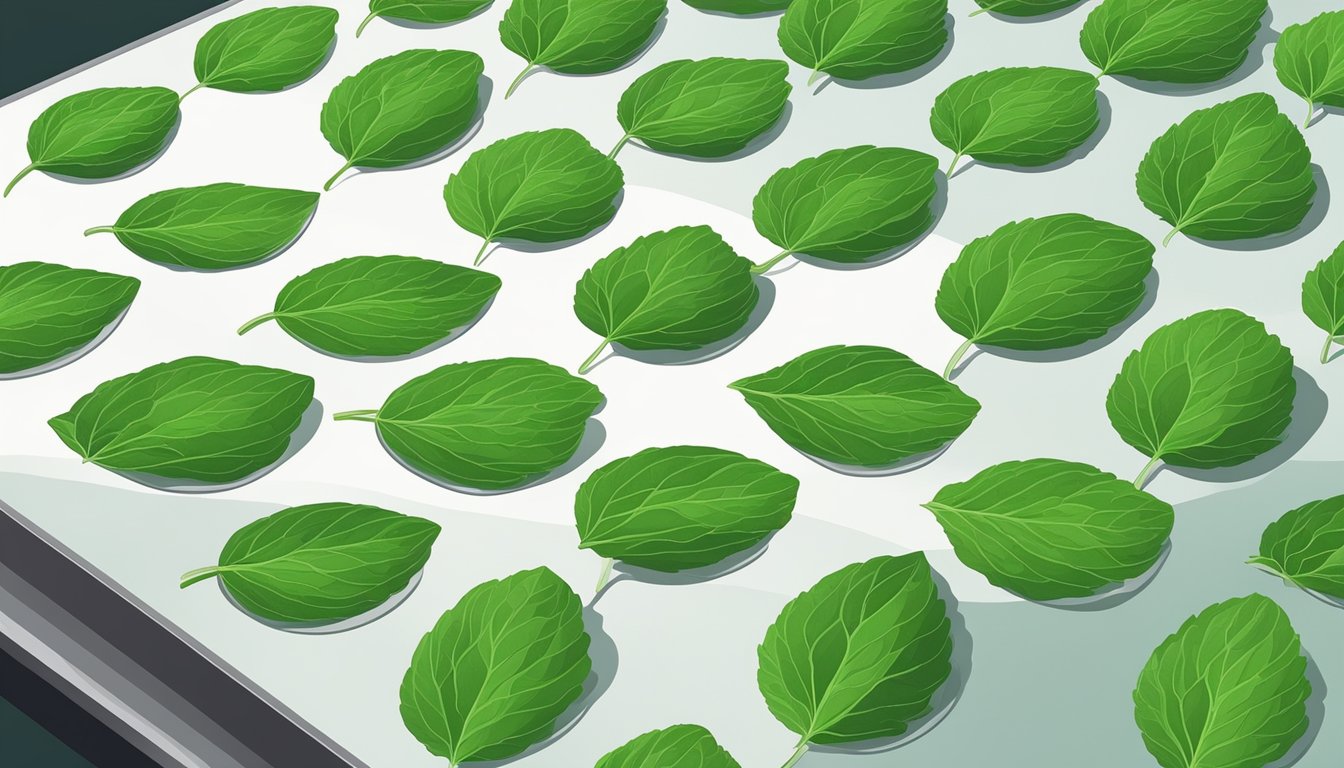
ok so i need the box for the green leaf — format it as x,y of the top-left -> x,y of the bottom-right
1302,241 -> 1344,364
1137,93 -> 1316,246
612,57 -> 791,158
925,458 -> 1174,601
179,502 -> 440,623
930,67 -> 1100,174
969,0 -> 1082,17
0,262 -> 139,376
4,87 -> 179,197
334,358 -> 603,490
85,183 -> 319,270
358,0 -> 493,36
1133,594 -> 1311,768
778,0 -> 948,83
572,225 -> 759,373
595,725 -> 741,768
1106,309 -> 1296,482
499,0 -> 666,97
320,49 -> 483,190
749,145 -> 939,271
729,345 -> 980,468
1276,10 -> 1344,128
191,6 -> 338,95
443,129 -> 624,264
237,255 -> 500,357
935,213 -> 1153,376
48,357 -> 315,484
1080,0 -> 1268,83
400,567 -> 591,764
1250,495 -> 1344,600
576,446 -> 798,576
757,553 -> 954,751
682,0 -> 789,12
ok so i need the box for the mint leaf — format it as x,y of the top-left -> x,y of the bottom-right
85,183 -> 319,270
237,255 -> 500,357
758,553 -> 953,756
612,57 -> 791,158
925,458 -> 1174,601
49,357 -> 315,484
1137,93 -> 1315,246
596,725 -> 741,768
682,0 -> 789,12
730,345 -> 980,468
189,6 -> 338,97
1302,241 -> 1344,364
443,128 -> 623,265
935,213 -> 1153,376
1106,309 -> 1296,487
930,67 -> 1100,174
1276,10 -> 1344,128
358,0 -> 492,36
180,502 -> 440,623
572,225 -> 759,373
499,0 -> 666,98
334,358 -> 604,490
1134,595 -> 1311,768
0,262 -> 139,376
778,0 -> 948,84
5,87 -> 179,197
400,567 -> 591,763
320,49 -> 483,190
1080,0 -> 1267,84
750,145 -> 938,272
576,446 -> 797,583
1250,495 -> 1344,600
970,0 -> 1083,17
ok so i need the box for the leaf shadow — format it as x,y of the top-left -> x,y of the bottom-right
216,567 -> 424,634
789,171 -> 948,272
283,294 -> 497,363
684,4 -> 786,19
1306,105 -> 1344,129
0,304 -> 133,380
107,398 -> 325,493
948,90 -> 1113,178
608,276 -> 776,367
373,4 -> 493,32
1183,165 -> 1330,251
592,531 -> 779,604
49,112 -> 182,187
972,1 -> 1089,24
143,202 -> 319,273
802,441 -> 954,478
476,189 -> 626,265
1266,651 -> 1328,768
508,14 -> 669,97
813,14 -> 954,94
629,101 -> 793,164
1103,9 -> 1278,96
1024,540 -> 1172,612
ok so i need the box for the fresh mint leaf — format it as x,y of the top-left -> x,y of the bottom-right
320,49 -> 483,190
925,458 -> 1174,600
730,345 -> 980,468
935,213 -> 1153,377
1107,309 -> 1296,487
49,357 -> 314,484
358,0 -> 493,36
85,183 -> 319,270
237,255 -> 500,357
1137,93 -> 1315,246
179,502 -> 440,623
189,6 -> 338,97
1249,495 -> 1344,600
5,87 -> 179,197
1302,241 -> 1344,364
572,225 -> 759,373
596,725 -> 741,768
750,145 -> 939,273
400,567 -> 591,763
1276,11 -> 1344,128
1080,0 -> 1268,83
443,128 -> 623,265
930,66 -> 1100,174
334,358 -> 603,490
1134,595 -> 1311,768
970,0 -> 1082,17
0,262 -> 139,375
499,0 -> 666,98
612,57 -> 791,158
758,553 -> 953,759
778,0 -> 948,84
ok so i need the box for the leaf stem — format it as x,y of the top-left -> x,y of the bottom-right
578,340 -> 610,375
1133,456 -> 1163,490
84,226 -> 115,237
179,82 -> 205,103
179,566 -> 223,589
946,153 -> 964,177
780,741 -> 809,768
1304,99 -> 1317,130
323,160 -> 355,192
594,557 -> 615,593
807,68 -> 824,86
607,134 -> 631,160
1321,333 -> 1336,365
751,249 -> 794,275
943,337 -> 976,379
3,163 -> 36,198
504,65 -> 535,99
332,409 -> 379,422
1161,227 -> 1180,247
355,11 -> 379,37
969,6 -> 989,16
237,312 -> 280,336
473,238 -> 493,266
